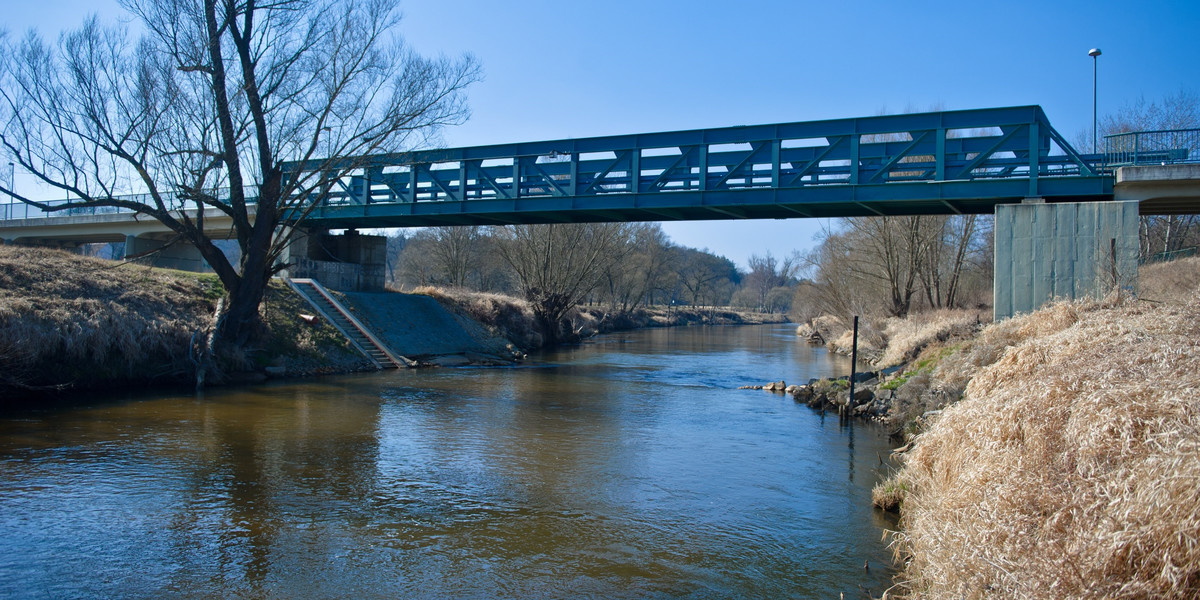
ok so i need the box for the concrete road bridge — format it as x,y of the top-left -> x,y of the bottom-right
2,105 -> 1197,318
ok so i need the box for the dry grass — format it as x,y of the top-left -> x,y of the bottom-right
410,285 -> 544,349
1139,256 -> 1200,305
828,320 -> 885,360
875,309 -> 987,368
811,314 -> 849,343
890,289 -> 1200,599
0,246 -> 219,394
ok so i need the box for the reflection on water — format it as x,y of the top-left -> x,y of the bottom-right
0,324 -> 898,598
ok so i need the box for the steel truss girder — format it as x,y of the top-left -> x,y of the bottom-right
285,106 -> 1108,227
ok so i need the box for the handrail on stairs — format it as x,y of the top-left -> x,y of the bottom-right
284,277 -> 415,368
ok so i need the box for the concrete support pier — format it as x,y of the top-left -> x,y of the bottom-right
993,200 -> 1139,321
125,235 -> 208,271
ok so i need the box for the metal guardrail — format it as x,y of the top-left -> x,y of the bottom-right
1104,128 -> 1199,167
1141,245 -> 1198,265
0,189 -> 258,222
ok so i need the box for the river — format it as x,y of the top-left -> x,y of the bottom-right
0,323 -> 899,599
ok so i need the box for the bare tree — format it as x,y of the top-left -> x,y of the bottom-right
741,251 -> 800,311
419,226 -> 483,288
0,0 -> 479,355
600,223 -> 677,311
917,215 -> 981,309
676,247 -> 737,308
1101,88 -> 1200,135
1095,89 -> 1200,260
494,223 -> 633,345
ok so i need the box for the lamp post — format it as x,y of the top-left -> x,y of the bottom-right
5,162 -> 12,221
1089,48 -> 1102,154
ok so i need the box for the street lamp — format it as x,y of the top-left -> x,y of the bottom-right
1089,48 -> 1102,154
5,162 -> 12,221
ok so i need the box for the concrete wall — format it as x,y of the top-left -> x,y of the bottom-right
125,235 -> 209,272
282,229 -> 387,291
994,200 -> 1138,321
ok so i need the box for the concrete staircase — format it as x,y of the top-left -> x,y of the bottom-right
285,278 -> 412,369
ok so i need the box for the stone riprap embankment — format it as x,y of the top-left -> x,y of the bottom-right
739,367 -> 903,421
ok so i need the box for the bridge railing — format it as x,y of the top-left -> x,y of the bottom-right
1104,128 -> 1199,167
0,199 -> 135,220
2,107 -> 1106,226
281,105 -> 1100,218
0,189 -> 256,223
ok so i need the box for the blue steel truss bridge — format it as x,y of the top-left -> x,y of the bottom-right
283,105 -> 1114,229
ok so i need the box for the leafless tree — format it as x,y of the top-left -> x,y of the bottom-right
917,215 -> 981,309
741,251 -> 800,311
1092,89 -> 1200,260
600,223 -> 677,311
494,223 -> 633,345
422,226 -> 483,288
0,0 -> 479,354
675,247 -> 737,308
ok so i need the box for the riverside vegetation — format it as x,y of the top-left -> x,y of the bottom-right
0,246 -> 372,396
760,257 -> 1200,598
0,245 -> 784,398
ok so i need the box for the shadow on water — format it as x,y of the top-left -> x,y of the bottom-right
0,323 -> 900,599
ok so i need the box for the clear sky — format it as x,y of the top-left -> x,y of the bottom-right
6,0 -> 1200,267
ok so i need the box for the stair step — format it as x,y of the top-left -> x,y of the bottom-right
285,277 -> 411,369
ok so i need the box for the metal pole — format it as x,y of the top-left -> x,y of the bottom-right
6,162 -> 12,221
1093,58 -> 1098,153
847,315 -> 859,422
1089,48 -> 1102,154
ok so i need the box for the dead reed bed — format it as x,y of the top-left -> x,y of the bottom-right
891,290 -> 1200,598
1139,256 -> 1200,305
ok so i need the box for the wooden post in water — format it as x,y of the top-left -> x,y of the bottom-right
846,316 -> 859,423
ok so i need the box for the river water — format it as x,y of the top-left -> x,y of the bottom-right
0,323 -> 899,599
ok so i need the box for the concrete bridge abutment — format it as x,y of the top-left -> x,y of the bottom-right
281,228 -> 387,291
993,199 -> 1139,321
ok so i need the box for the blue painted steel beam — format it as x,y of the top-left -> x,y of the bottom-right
281,106 -> 1112,228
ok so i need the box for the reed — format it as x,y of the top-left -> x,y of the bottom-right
889,289 -> 1200,598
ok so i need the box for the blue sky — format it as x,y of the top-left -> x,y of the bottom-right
7,0 -> 1200,267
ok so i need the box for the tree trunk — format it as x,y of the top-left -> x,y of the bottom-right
218,268 -> 269,349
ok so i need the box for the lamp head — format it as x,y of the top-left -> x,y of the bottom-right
1088,48 -> 1102,57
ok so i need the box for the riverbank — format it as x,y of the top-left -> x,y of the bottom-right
407,285 -> 789,351
0,246 -> 787,399
0,246 -> 373,398
761,257 -> 1200,598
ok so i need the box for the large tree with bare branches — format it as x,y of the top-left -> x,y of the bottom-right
0,0 -> 479,351
494,223 -> 634,346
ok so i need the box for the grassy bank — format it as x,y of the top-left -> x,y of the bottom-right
0,246 -> 219,394
0,246 -> 366,398
407,285 -> 789,351
1,246 -> 782,397
857,257 -> 1200,598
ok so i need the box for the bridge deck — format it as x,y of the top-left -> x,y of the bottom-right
2,106 -> 1115,236
285,105 -> 1111,228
